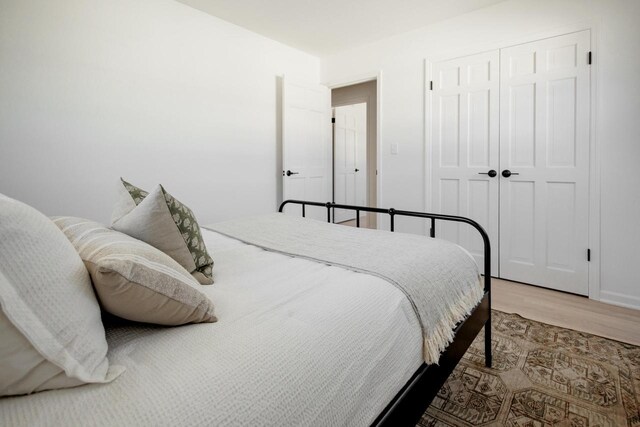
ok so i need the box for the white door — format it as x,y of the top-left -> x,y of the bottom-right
431,50 -> 500,275
282,77 -> 332,220
333,103 -> 367,223
499,30 -> 590,294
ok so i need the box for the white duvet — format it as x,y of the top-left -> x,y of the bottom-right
0,229 -> 423,427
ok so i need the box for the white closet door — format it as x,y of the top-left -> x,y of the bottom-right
499,30 -> 590,294
431,50 -> 500,275
333,103 -> 367,223
282,77 -> 332,220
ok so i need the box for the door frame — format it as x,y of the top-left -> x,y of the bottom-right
424,21 -> 601,301
327,71 -> 383,228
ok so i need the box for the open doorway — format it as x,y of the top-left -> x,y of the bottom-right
331,80 -> 377,229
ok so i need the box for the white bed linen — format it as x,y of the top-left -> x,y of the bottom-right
0,229 -> 423,427
207,213 -> 482,364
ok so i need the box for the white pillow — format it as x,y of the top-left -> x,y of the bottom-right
0,194 -> 122,396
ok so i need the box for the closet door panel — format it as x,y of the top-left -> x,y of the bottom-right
499,30 -> 590,294
431,50 -> 500,275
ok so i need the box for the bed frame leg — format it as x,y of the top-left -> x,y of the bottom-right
484,314 -> 492,368
484,268 -> 492,368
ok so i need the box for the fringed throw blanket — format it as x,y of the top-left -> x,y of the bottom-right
206,213 -> 483,364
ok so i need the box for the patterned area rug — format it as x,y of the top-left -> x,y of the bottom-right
419,310 -> 640,427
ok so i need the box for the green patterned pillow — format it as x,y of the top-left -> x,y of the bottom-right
122,179 -> 148,204
111,178 -> 214,285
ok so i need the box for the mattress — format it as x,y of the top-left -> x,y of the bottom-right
0,229 -> 424,427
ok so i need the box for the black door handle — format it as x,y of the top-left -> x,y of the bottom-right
502,169 -> 519,178
478,169 -> 497,178
285,170 -> 299,176
354,168 -> 359,172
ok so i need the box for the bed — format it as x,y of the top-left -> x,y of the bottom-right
0,200 -> 491,427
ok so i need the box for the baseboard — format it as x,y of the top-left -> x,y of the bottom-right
599,290 -> 640,311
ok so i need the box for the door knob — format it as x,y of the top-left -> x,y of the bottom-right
285,170 -> 299,176
354,168 -> 360,172
478,169 -> 497,178
501,169 -> 519,178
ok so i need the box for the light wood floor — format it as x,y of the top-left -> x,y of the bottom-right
492,278 -> 640,346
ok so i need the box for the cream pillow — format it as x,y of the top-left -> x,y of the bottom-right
111,179 -> 214,285
54,217 -> 217,325
0,194 -> 120,397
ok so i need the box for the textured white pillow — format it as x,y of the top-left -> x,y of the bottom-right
0,194 -> 121,396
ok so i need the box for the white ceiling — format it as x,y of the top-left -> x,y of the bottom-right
177,0 -> 507,56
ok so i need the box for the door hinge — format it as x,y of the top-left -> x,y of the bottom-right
588,51 -> 592,65
331,117 -> 335,124
587,248 -> 591,261
429,80 -> 433,90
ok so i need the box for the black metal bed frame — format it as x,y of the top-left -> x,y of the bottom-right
278,200 -> 492,427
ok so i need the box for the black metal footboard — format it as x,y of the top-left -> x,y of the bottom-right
278,200 -> 492,427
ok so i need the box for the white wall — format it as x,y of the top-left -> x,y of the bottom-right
2,0 -> 638,308
0,0 -> 319,224
322,0 -> 640,308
